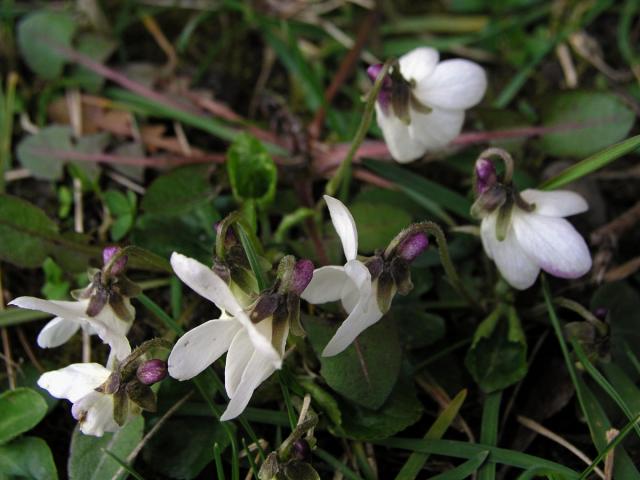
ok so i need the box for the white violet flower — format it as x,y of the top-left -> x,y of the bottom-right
167,252 -> 286,421
38,362 -> 125,436
301,195 -> 429,357
472,150 -> 592,290
368,47 -> 487,163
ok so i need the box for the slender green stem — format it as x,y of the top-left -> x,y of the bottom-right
0,72 -> 17,194
213,442 -> 226,480
554,297 -> 608,336
279,371 -> 297,431
353,442 -> 377,480
324,59 -> 393,202
419,222 -> 482,311
242,438 -> 260,478
314,448 -> 363,480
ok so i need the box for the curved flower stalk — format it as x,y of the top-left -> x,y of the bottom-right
9,247 -> 139,360
167,252 -> 312,421
37,339 -> 169,437
301,196 -> 429,357
472,148 -> 592,290
368,47 -> 487,163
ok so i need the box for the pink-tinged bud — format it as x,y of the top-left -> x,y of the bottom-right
366,64 -> 392,113
594,307 -> 608,321
475,158 -> 498,195
136,359 -> 168,385
292,259 -> 314,295
103,246 -> 128,275
293,438 -> 311,461
397,232 -> 429,262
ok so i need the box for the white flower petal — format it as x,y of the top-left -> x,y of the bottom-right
414,59 -> 487,110
225,329 -> 254,398
37,317 -> 80,348
89,303 -> 132,360
38,363 -> 111,402
220,350 -> 277,421
323,195 -> 359,261
300,266 -> 348,304
72,391 -> 118,437
520,189 -> 589,217
9,296 -> 86,320
168,318 -> 240,381
322,293 -> 383,357
513,212 -> 592,280
375,103 -> 428,163
482,213 -> 540,290
398,47 -> 439,83
341,260 -> 372,313
408,107 -> 465,152
170,252 -> 243,315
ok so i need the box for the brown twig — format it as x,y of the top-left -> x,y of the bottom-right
591,200 -> 640,246
16,327 -> 45,373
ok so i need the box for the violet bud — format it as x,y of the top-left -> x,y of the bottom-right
292,259 -> 314,295
136,359 -> 168,385
292,439 -> 311,462
103,246 -> 128,275
366,64 -> 392,113
397,232 -> 429,262
475,158 -> 498,195
594,307 -> 608,321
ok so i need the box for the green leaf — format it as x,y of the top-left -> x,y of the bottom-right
142,417 -> 231,480
71,33 -> 118,92
105,190 -> 136,241
540,135 -> 640,190
538,91 -> 635,157
429,451 -> 489,480
363,160 -> 472,223
16,125 -> 73,180
589,281 -> 640,376
68,416 -> 144,480
393,307 -> 445,349
336,377 -> 423,440
0,194 -> 100,269
396,389 -> 467,480
0,436 -> 58,480
349,202 -> 411,253
226,133 -> 277,208
41,257 -> 70,300
17,11 -> 76,78
141,165 -> 214,216
465,306 -> 528,392
0,388 -> 48,445
303,315 -> 402,410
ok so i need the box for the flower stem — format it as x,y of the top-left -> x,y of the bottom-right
323,59 -> 393,202
554,297 -> 608,336
418,222 -> 483,312
478,147 -> 515,185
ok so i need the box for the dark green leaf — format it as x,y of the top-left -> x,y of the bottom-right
0,388 -> 48,445
428,451 -> 489,480
41,257 -> 70,300
141,165 -> 214,216
304,315 -> 402,409
538,91 -> 635,157
17,11 -> 76,78
68,416 -> 144,480
0,436 -> 58,480
226,133 -> 277,207
349,202 -> 411,253
142,417 -> 231,480
393,307 -> 445,349
71,33 -> 118,92
465,307 -> 527,392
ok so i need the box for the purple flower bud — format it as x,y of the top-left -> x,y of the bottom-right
292,259 -> 314,295
475,158 -> 498,195
103,246 -> 128,275
292,439 -> 311,462
136,359 -> 168,385
397,232 -> 429,262
367,64 -> 392,113
594,307 -> 608,321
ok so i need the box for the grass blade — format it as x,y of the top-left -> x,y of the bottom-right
478,390 -> 501,480
395,389 -> 467,480
539,134 -> 640,190
235,222 -> 268,292
314,447 -> 363,480
429,451 -> 489,480
364,159 -> 472,222
103,449 -> 146,480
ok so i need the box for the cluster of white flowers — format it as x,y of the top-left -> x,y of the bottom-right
9,47 -> 595,438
